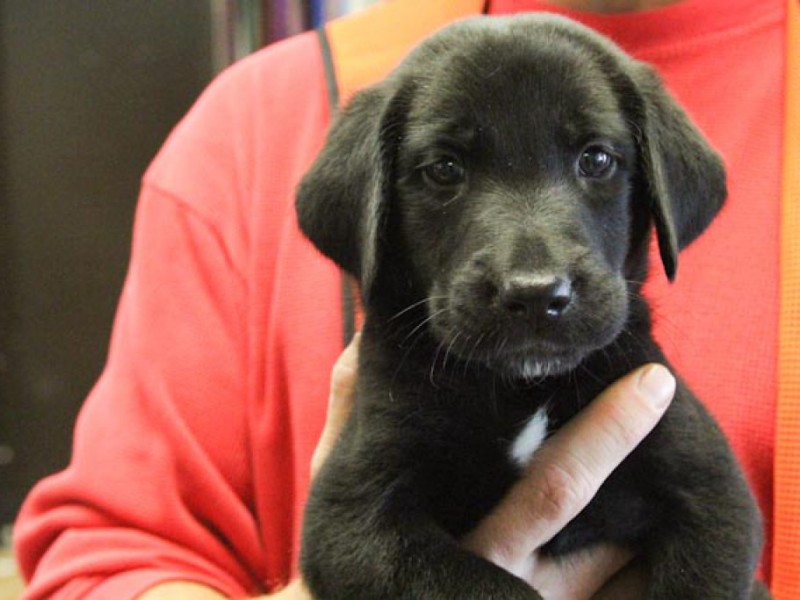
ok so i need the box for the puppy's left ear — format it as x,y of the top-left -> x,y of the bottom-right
630,64 -> 727,281
296,81 -> 411,299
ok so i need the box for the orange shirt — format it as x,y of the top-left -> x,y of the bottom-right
15,0 -> 786,597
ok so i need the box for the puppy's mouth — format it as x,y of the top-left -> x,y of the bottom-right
456,337 -> 590,381
486,344 -> 587,380
425,291 -> 625,380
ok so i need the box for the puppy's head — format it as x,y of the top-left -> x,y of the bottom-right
297,14 -> 726,379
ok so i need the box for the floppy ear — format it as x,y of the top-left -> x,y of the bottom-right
630,65 -> 727,281
296,82 -> 409,298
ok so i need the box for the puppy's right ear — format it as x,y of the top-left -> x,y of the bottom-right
628,64 -> 727,282
297,83 -> 405,296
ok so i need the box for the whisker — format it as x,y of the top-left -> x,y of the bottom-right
389,313 -> 444,396
442,331 -> 462,374
400,307 -> 448,345
577,359 -> 607,387
624,277 -> 649,287
429,338 -> 448,388
461,332 -> 482,379
388,295 -> 448,322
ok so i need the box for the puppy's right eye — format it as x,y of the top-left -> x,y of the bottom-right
577,145 -> 618,179
423,158 -> 466,187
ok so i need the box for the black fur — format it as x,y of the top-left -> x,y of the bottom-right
297,14 -> 767,599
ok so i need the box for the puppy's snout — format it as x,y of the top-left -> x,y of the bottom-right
499,274 -> 573,319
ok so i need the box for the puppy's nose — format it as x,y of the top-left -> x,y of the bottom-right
499,274 -> 573,319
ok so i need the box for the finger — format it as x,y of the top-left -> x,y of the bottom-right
310,333 -> 361,478
463,363 -> 675,571
591,555 -> 650,600
532,544 -> 634,600
327,332 -> 360,424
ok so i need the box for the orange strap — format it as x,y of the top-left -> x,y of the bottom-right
773,0 -> 800,597
324,0 -> 485,107
323,0 -> 485,343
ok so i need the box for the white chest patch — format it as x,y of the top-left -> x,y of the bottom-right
509,408 -> 549,468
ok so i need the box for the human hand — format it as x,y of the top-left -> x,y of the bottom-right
461,363 -> 675,599
310,332 -> 360,478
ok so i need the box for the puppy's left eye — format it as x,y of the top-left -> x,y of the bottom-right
423,157 -> 466,187
577,146 -> 617,179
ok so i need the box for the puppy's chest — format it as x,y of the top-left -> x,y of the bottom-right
413,389 -> 564,535
415,395 -> 651,552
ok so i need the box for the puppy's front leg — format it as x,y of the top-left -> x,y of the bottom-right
640,390 -> 765,599
302,458 -> 540,599
644,500 -> 763,600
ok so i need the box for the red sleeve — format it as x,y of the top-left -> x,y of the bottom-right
14,29 -> 331,599
14,184 -> 256,599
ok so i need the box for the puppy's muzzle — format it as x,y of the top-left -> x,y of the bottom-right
429,235 -> 628,379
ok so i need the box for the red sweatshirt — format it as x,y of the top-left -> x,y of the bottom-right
15,0 -> 786,597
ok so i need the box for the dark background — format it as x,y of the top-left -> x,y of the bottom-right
0,0 -> 371,534
0,1 -> 218,526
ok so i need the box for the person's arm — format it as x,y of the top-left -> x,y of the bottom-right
15,27 -> 342,597
138,337 -> 671,600
136,582 -> 232,599
14,183 -> 257,600
135,580 -> 301,599
135,576 -> 303,599
135,336 -> 362,600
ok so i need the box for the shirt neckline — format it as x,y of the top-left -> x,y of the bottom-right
487,0 -> 784,57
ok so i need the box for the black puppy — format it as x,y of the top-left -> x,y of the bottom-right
297,14 -> 768,599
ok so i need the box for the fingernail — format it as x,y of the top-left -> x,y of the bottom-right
638,364 -> 676,409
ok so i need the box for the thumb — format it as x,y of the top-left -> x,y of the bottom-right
311,333 -> 360,478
